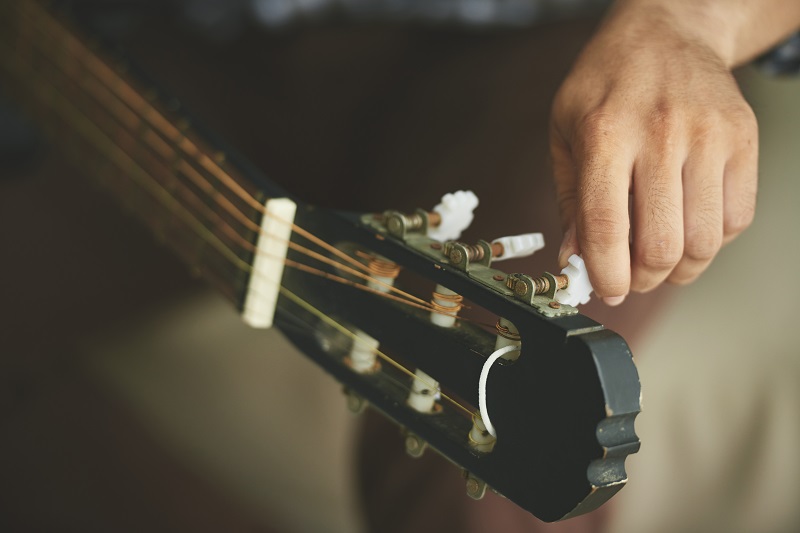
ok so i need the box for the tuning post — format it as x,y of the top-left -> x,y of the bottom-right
407,369 -> 442,414
494,317 -> 521,362
407,284 -> 461,413
444,240 -> 493,271
505,272 -> 569,301
445,232 -> 544,273
346,253 -> 400,374
345,333 -> 381,374
383,209 -> 435,239
429,284 -> 463,328
362,253 -> 401,291
468,414 -> 497,453
380,190 -> 480,242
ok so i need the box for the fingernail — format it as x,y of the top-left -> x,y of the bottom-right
604,295 -> 626,307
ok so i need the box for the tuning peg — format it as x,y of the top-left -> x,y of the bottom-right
491,233 -> 545,261
554,254 -> 593,306
427,190 -> 479,242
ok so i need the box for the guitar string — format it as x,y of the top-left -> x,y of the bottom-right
278,286 -> 475,418
17,2 -> 486,328
12,53 -> 473,416
0,44 -> 473,415
10,0 -> 445,316
271,300 -> 472,419
5,6 -> 482,414
10,0 -> 435,312
0,32 -> 491,332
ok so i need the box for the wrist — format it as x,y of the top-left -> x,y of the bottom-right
603,0 -> 740,67
606,0 -> 800,69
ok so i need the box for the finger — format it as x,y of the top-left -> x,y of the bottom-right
630,148 -> 684,293
668,146 -> 724,285
574,113 -> 634,299
550,126 -> 580,268
722,130 -> 758,246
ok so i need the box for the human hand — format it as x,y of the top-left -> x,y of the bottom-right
550,2 -> 761,305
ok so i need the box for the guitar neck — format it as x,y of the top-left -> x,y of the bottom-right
0,0 -> 276,308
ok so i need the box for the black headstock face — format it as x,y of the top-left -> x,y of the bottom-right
275,201 -> 641,522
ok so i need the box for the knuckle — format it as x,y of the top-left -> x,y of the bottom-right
685,209 -> 723,261
636,236 -> 683,270
577,108 -> 620,147
649,102 -> 682,140
728,103 -> 759,146
724,200 -> 756,236
734,102 -> 758,132
689,111 -> 720,146
551,87 -> 572,119
684,229 -> 722,262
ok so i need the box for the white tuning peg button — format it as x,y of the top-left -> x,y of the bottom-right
427,190 -> 479,242
555,254 -> 593,307
491,233 -> 545,261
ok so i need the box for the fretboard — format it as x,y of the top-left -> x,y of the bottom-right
0,0 -> 272,308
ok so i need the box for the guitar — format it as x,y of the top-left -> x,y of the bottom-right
0,0 -> 640,523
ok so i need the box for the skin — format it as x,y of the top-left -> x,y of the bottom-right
551,0 -> 800,305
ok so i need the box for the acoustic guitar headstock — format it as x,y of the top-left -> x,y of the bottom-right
271,192 -> 641,522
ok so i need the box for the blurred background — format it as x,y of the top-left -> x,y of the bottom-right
1,1 -> 798,532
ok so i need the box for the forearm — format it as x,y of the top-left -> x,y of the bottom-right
606,0 -> 800,68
